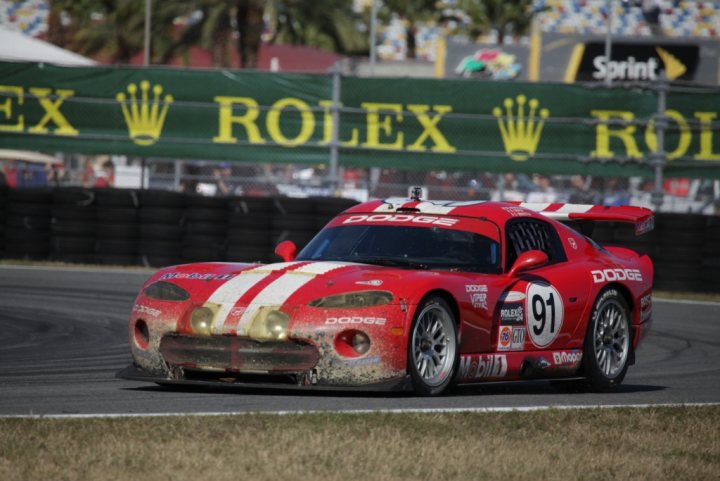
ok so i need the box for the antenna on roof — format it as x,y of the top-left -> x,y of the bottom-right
409,186 -> 423,201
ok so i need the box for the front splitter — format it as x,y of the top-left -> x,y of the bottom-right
116,364 -> 413,393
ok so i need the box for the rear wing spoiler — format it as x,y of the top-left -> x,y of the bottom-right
508,203 -> 654,235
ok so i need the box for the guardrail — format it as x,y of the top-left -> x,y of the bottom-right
0,187 -> 716,293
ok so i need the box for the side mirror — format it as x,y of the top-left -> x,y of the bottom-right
507,250 -> 548,277
274,240 -> 297,262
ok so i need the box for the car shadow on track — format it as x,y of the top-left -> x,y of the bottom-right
120,380 -> 666,399
451,381 -> 666,397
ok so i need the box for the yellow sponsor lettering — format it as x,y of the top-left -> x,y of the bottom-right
694,112 -> 720,161
644,109 -> 691,160
318,100 -> 359,146
266,97 -> 315,147
590,110 -> 642,158
27,88 -> 78,136
213,96 -> 266,144
406,104 -> 456,153
361,102 -> 403,150
0,85 -> 24,132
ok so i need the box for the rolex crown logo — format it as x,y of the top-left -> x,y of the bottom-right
116,81 -> 173,146
493,95 -> 549,161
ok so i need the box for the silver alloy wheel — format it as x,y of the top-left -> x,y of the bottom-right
593,299 -> 630,378
411,303 -> 456,387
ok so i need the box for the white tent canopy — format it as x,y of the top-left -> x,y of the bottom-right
0,26 -> 95,66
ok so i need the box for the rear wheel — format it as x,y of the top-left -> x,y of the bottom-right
582,288 -> 632,392
407,296 -> 459,396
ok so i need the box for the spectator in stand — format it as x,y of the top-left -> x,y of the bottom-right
569,175 -> 598,204
602,177 -> 631,206
213,162 -> 237,196
94,160 -> 115,188
80,158 -> 96,187
2,159 -> 18,187
526,174 -> 557,203
16,162 -> 48,187
47,161 -> 67,187
641,0 -> 663,36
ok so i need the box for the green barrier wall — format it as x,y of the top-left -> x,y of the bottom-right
1,62 -> 720,178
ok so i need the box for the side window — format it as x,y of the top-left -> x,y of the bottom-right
505,220 -> 567,270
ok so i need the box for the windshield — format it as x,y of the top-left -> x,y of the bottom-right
297,225 -> 501,273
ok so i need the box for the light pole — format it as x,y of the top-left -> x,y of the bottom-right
144,0 -> 151,66
369,0 -> 378,76
604,0 -> 613,86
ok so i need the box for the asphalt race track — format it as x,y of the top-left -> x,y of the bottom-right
1,265 -> 718,416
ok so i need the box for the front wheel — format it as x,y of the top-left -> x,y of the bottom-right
582,288 -> 632,392
407,296 -> 459,396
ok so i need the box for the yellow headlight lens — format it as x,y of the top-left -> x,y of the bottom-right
265,311 -> 289,340
248,307 -> 290,341
190,307 -> 214,335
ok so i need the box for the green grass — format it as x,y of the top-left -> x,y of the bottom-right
1,406 -> 718,481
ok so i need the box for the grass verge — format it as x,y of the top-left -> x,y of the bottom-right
1,406 -> 718,481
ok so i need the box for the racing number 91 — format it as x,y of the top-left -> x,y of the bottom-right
527,283 -> 564,348
532,292 -> 555,336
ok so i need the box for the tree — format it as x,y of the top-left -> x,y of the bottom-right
459,0 -> 533,44
236,0 -> 264,68
266,0 -> 367,56
48,0 -> 367,68
48,0 -> 190,64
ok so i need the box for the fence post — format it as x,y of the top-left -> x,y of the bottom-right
328,62 -> 341,194
651,74 -> 668,211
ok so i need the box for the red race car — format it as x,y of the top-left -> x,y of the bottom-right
119,194 -> 654,395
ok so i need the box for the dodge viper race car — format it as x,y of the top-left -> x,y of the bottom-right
119,194 -> 654,395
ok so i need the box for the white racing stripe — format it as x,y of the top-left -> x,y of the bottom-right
555,204 -> 594,214
519,202 -> 552,212
414,202 -> 456,215
374,199 -> 407,212
374,199 -> 489,215
206,262 -> 302,332
517,203 -> 594,221
443,200 -> 487,207
234,262 -> 352,334
3,402 -> 717,419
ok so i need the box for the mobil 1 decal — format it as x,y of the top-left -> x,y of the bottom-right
526,282 -> 564,348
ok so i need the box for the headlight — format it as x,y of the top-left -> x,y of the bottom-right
143,281 -> 190,302
190,306 -> 214,335
308,291 -> 393,308
248,307 -> 290,340
266,311 -> 289,339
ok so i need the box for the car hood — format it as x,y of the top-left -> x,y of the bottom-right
149,260 -> 433,307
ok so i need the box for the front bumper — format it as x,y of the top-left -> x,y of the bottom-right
117,363 -> 413,392
159,333 -> 321,373
130,300 -> 410,388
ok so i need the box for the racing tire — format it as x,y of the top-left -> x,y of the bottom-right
52,187 -> 95,206
139,207 -> 185,224
407,296 -> 459,396
581,288 -> 632,392
94,188 -> 139,208
138,189 -> 183,208
51,205 -> 96,221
